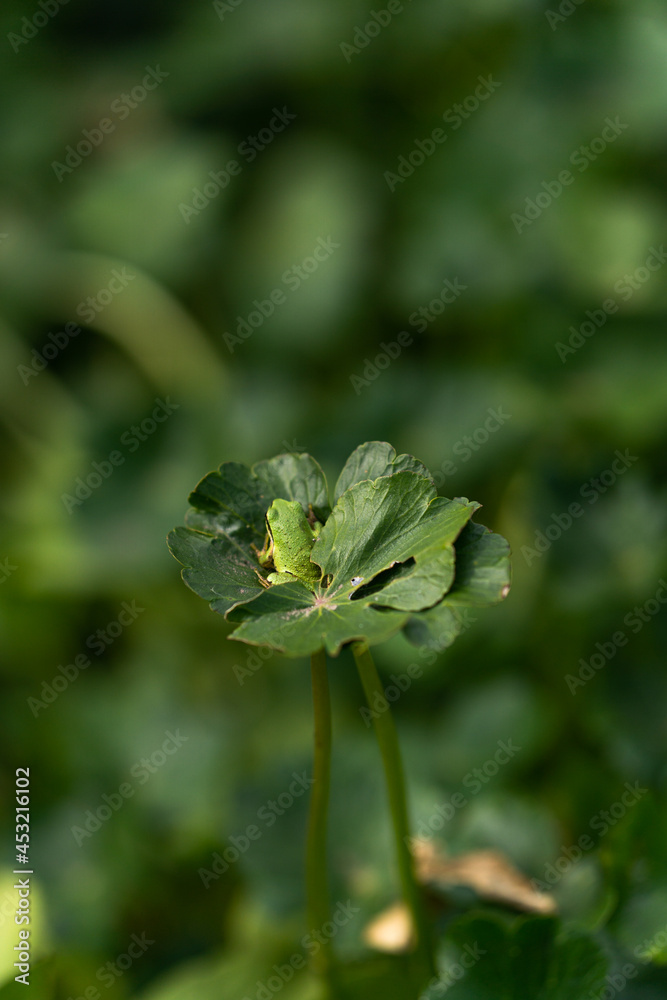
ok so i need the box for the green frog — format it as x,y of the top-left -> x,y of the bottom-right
256,499 -> 322,589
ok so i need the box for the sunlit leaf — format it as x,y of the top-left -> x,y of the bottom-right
168,443 -> 511,656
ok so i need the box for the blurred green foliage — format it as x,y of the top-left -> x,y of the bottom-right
1,0 -> 667,997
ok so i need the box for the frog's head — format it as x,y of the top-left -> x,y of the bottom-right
266,498 -> 291,536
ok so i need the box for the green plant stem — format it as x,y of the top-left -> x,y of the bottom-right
306,648 -> 335,990
353,641 -> 436,981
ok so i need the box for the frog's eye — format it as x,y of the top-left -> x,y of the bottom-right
350,576 -> 363,586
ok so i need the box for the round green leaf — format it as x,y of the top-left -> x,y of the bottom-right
333,440 -> 432,502
168,443 -> 511,657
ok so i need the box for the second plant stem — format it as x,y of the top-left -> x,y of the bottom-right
353,640 -> 437,981
306,647 -> 336,992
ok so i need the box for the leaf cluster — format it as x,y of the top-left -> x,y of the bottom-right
168,442 -> 511,657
